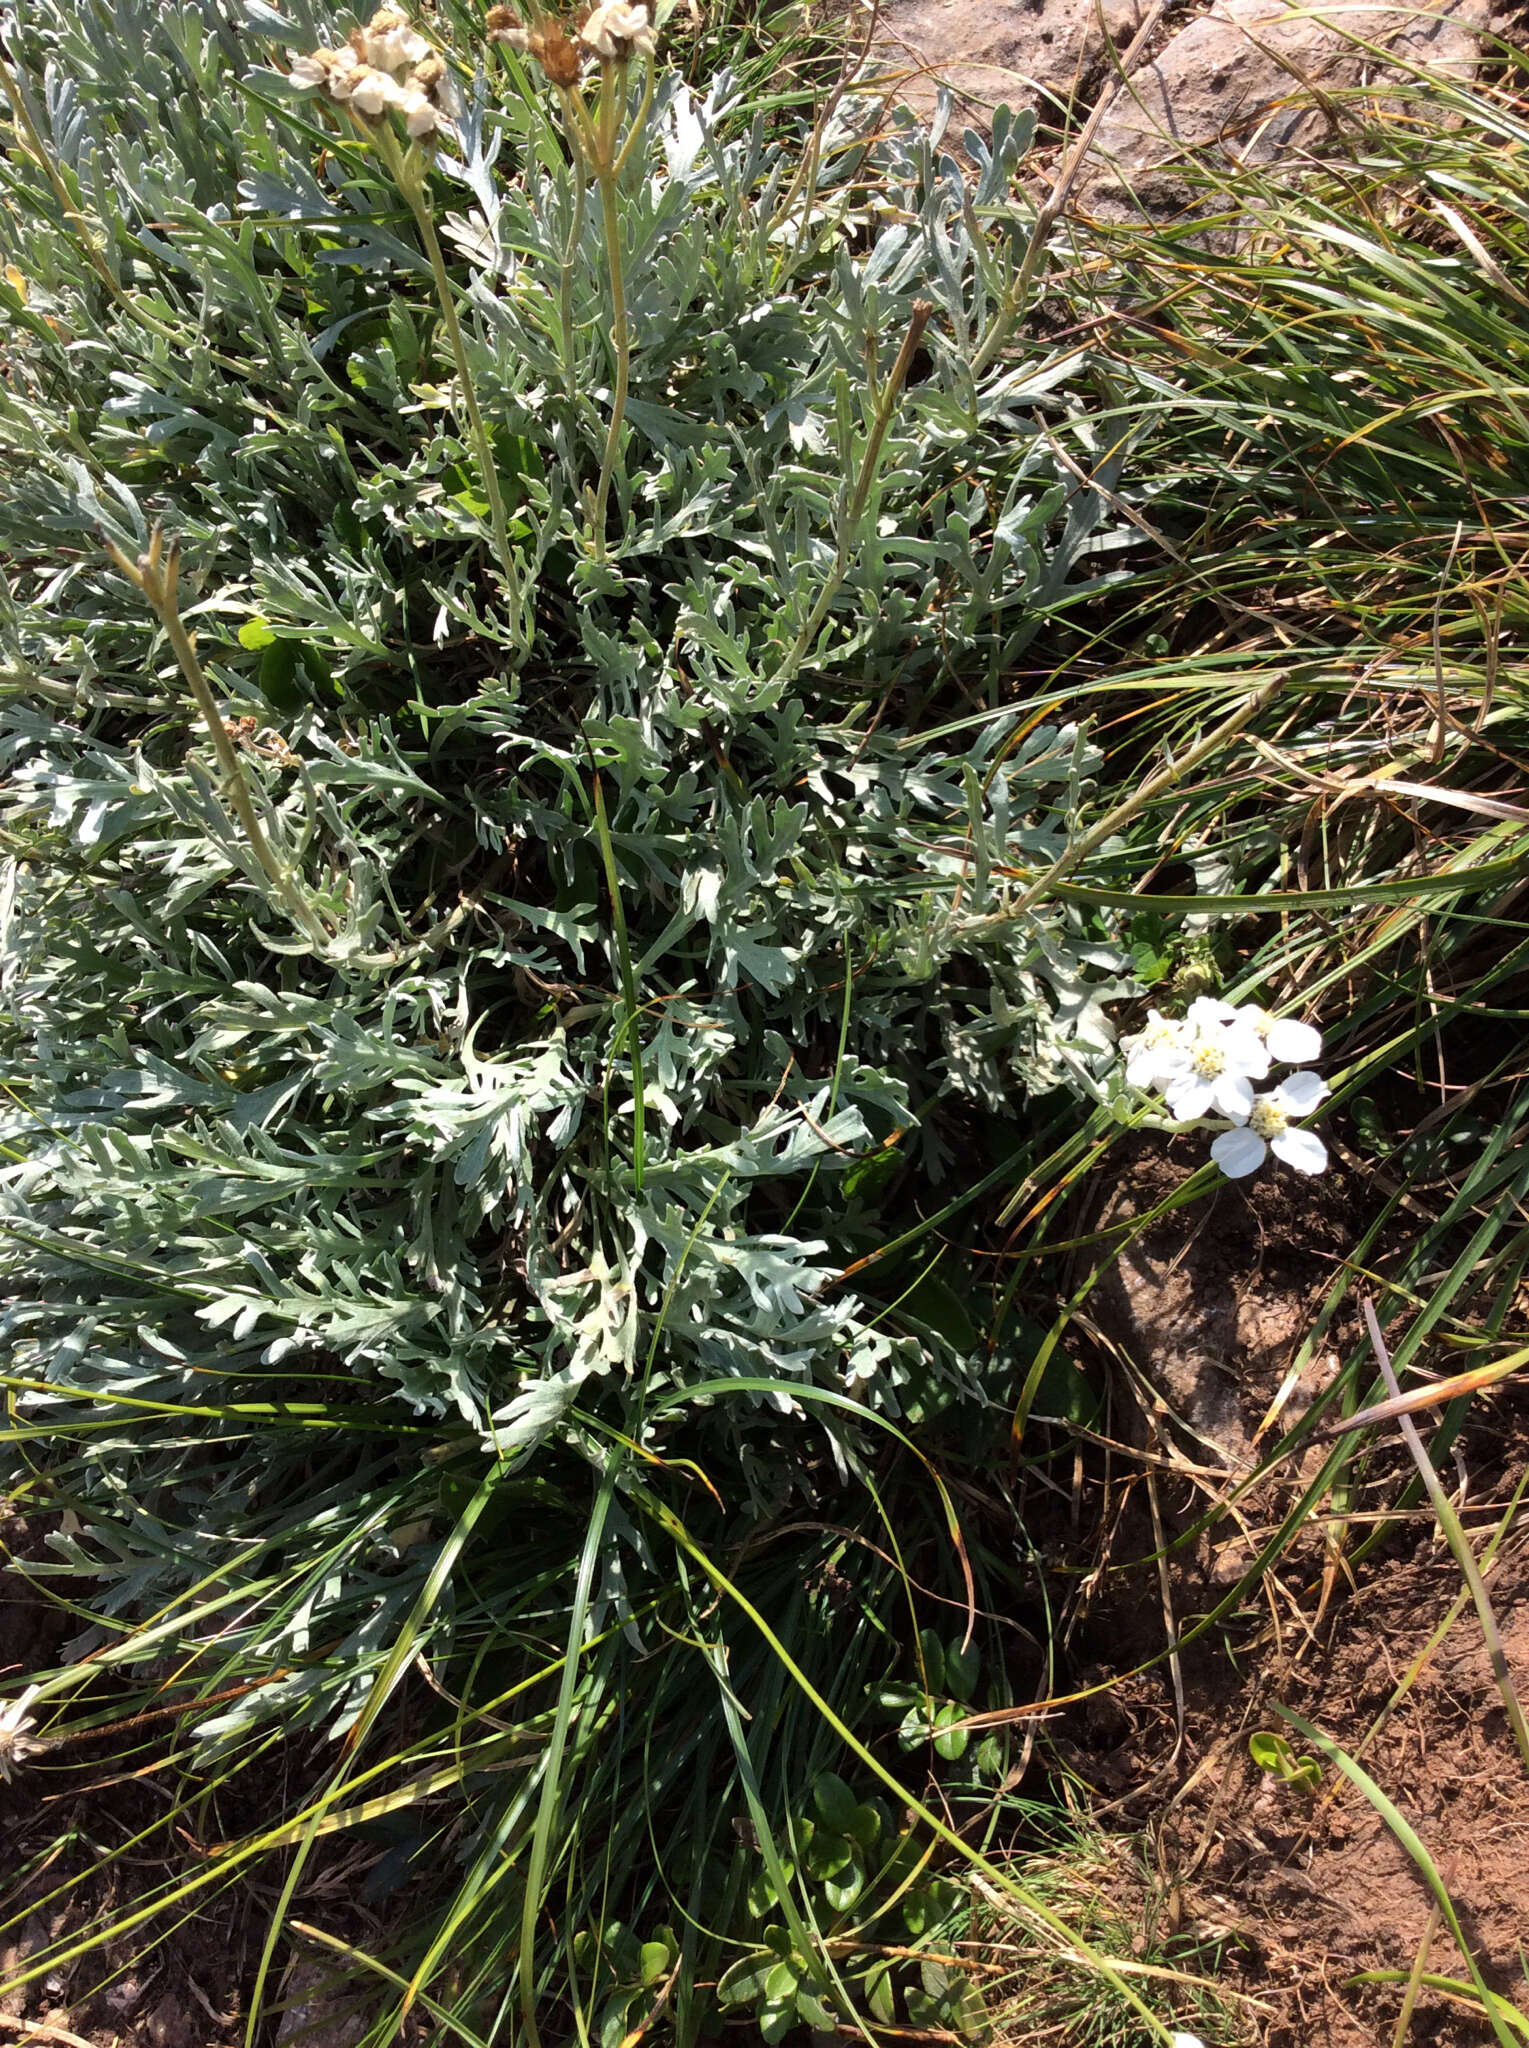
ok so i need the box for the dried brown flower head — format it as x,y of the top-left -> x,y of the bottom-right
486,0 -> 654,74
484,3 -> 525,36
530,21 -> 583,83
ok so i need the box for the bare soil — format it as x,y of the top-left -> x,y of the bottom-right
1042,1142 -> 1529,2048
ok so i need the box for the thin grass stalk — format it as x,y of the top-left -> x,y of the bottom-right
969,0 -> 1166,380
517,1452 -> 622,2048
641,1485 -> 1185,2047
242,1460 -> 515,2048
962,671 -> 1288,932
1274,1704 -> 1522,2048
1360,1298 -> 1529,1777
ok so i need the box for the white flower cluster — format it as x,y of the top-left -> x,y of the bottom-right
288,8 -> 454,137
1122,997 -> 1329,1179
580,0 -> 656,55
0,1684 -> 42,1783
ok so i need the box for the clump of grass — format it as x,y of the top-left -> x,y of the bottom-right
938,58 -> 1529,2046
972,1830 -> 1254,2046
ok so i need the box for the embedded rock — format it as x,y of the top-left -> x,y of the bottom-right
1080,0 -> 1489,216
875,0 -> 1147,129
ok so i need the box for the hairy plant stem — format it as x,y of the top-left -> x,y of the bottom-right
557,58 -> 654,560
586,164 -> 630,561
377,123 -> 530,649
106,532 -> 331,950
559,167 -> 588,410
773,299 -> 933,688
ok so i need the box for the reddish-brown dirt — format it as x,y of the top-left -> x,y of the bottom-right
1037,1141 -> 1529,2048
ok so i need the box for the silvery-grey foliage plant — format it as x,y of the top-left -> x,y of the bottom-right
0,0 -> 1145,2026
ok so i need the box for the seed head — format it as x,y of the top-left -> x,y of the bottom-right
531,21 -> 584,83
485,3 -> 532,45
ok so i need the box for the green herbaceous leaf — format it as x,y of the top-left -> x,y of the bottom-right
811,1771 -> 859,1834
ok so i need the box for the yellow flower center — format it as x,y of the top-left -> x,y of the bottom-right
1190,1038 -> 1226,1078
1249,1097 -> 1288,1140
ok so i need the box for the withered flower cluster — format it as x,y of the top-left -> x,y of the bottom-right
289,7 -> 455,137
485,0 -> 656,81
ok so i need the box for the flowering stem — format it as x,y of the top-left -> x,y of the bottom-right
105,532 -> 331,950
609,59 -> 655,178
559,165 -> 588,410
378,123 -> 530,648
773,300 -> 932,688
586,163 -> 630,562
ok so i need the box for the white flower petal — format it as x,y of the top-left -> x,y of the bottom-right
1165,1078 -> 1214,1120
403,90 -> 438,134
1271,1127 -> 1328,1174
1188,997 -> 1237,1026
1213,1073 -> 1255,1119
349,68 -> 403,112
1221,1026 -> 1270,1080
369,25 -> 430,66
1211,1127 -> 1266,1178
1266,1017 -> 1322,1065
1275,1068 -> 1329,1114
288,51 -> 326,84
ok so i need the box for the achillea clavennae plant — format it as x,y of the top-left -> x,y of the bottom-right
1120,998 -> 1331,1178
0,0 -> 1207,2030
